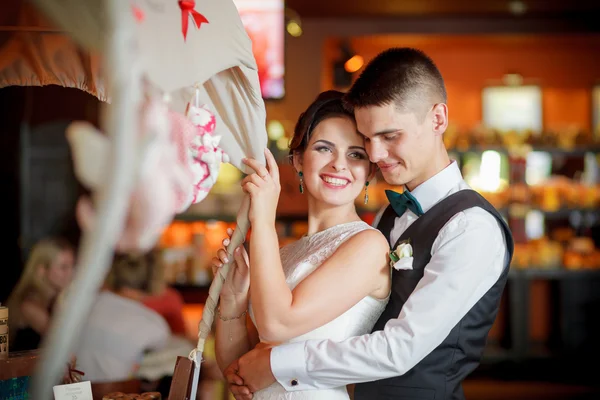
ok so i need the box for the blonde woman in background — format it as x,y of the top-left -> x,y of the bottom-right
6,237 -> 75,351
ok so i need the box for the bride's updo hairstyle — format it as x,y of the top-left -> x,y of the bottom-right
288,90 -> 355,161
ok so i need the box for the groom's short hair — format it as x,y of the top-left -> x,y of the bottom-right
344,48 -> 447,120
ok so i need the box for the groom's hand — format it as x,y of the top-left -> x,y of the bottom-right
237,346 -> 276,393
224,359 -> 253,400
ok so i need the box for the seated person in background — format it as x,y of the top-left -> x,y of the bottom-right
74,252 -> 169,382
115,250 -> 189,338
141,285 -> 188,338
6,237 -> 75,351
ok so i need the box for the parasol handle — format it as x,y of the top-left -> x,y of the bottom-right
187,194 -> 250,399
196,195 -> 250,352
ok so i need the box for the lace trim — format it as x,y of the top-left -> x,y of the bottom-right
280,221 -> 372,283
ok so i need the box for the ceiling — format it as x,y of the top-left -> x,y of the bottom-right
286,0 -> 600,19
1,1 -> 598,29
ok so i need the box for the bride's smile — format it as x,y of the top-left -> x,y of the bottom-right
320,174 -> 350,188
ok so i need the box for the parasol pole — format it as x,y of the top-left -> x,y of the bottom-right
31,0 -> 142,397
188,195 -> 250,399
186,82 -> 255,399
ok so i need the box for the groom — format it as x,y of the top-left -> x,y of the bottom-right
225,47 -> 514,400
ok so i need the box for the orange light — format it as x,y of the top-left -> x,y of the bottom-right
160,222 -> 193,248
344,55 -> 364,73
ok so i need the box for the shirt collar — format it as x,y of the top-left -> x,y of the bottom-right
407,161 -> 463,213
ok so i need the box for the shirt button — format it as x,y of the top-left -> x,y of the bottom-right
291,379 -> 299,386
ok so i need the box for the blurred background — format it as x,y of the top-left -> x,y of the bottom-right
1,0 -> 600,399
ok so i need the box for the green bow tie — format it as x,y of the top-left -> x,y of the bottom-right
385,189 -> 424,217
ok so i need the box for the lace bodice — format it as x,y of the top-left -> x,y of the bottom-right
249,221 -> 389,399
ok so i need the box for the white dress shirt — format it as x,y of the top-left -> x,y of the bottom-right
270,161 -> 508,391
75,292 -> 170,382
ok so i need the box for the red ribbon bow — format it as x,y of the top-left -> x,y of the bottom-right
178,0 -> 209,41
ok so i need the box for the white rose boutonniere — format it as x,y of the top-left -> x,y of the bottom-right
389,240 -> 414,271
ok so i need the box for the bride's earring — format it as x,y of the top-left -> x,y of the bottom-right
364,181 -> 370,204
298,171 -> 304,194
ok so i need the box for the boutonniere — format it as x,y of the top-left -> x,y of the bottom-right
390,240 -> 414,270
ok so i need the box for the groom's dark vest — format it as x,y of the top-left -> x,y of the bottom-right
354,190 -> 514,400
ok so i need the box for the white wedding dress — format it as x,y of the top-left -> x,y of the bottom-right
249,221 -> 389,399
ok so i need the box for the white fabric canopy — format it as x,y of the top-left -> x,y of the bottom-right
0,3 -> 106,100
137,0 -> 266,171
2,0 -> 267,172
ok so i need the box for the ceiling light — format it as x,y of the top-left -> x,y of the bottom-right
276,137 -> 289,150
508,1 -> 527,16
344,55 -> 364,73
285,8 -> 303,37
286,20 -> 302,37
267,120 -> 285,141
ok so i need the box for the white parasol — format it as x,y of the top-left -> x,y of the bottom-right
29,0 -> 267,398
136,0 -> 267,172
137,2 -> 268,397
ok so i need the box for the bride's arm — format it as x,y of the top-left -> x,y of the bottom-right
241,150 -> 390,344
215,296 -> 252,372
215,297 -> 261,372
249,224 -> 390,343
212,235 -> 260,372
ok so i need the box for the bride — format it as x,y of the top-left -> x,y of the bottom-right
212,90 -> 391,399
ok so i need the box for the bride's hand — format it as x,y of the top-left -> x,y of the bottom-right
241,148 -> 280,225
211,228 -> 250,300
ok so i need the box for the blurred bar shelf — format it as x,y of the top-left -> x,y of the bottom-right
498,207 -> 600,219
506,265 -> 600,362
173,214 -> 237,223
173,213 -> 308,223
171,267 -> 600,305
535,208 -> 600,219
176,208 -> 599,223
481,343 -> 555,364
508,267 -> 600,279
171,283 -> 210,304
449,146 -> 600,156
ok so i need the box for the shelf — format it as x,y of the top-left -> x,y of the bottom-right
480,345 -> 514,363
173,208 -> 598,224
449,146 -> 600,156
170,268 -> 600,303
508,268 -> 600,280
173,213 -> 308,223
171,283 -> 210,303
537,208 -> 599,219
173,214 -> 237,223
499,207 -> 599,219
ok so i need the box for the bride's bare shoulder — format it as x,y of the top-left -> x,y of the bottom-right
345,227 -> 389,253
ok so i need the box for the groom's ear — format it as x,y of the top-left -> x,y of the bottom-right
431,103 -> 448,136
